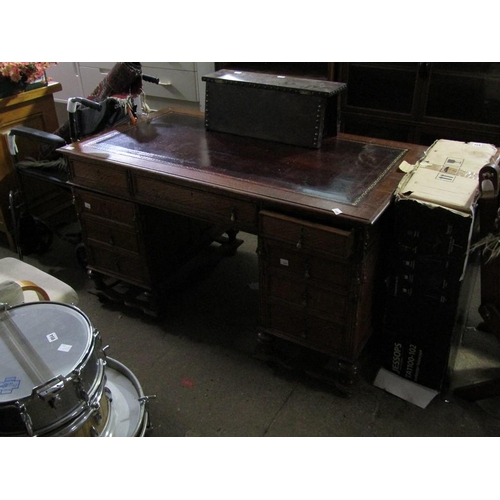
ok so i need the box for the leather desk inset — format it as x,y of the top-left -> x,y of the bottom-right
60,109 -> 427,378
81,110 -> 407,208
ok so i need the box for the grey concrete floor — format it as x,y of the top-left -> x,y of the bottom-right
2,228 -> 500,438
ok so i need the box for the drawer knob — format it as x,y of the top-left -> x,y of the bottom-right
296,228 -> 305,250
304,264 -> 310,279
230,208 -> 236,223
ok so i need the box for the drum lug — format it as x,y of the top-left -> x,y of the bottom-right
104,386 -> 113,402
94,329 -> 104,356
72,367 -> 89,403
90,404 -> 103,426
36,376 -> 65,408
16,403 -> 34,437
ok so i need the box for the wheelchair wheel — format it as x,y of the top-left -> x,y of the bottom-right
18,215 -> 53,255
33,219 -> 53,254
76,242 -> 87,268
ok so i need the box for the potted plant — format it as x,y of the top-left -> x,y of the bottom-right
0,62 -> 56,98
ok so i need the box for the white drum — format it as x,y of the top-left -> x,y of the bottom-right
101,357 -> 150,437
0,302 -> 104,436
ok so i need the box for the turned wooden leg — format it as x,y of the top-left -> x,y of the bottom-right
226,228 -> 239,244
336,360 -> 360,386
87,269 -> 105,290
255,331 -> 276,360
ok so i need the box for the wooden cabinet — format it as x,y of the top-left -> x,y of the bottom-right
258,211 -> 379,362
338,62 -> 500,145
0,83 -> 62,250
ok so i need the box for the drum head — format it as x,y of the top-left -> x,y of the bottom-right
0,302 -> 93,404
103,357 -> 147,437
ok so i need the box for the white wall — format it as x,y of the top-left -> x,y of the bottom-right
46,62 -> 215,118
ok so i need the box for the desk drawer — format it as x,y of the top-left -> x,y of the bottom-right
86,243 -> 149,285
81,217 -> 140,254
260,210 -> 353,260
263,243 -> 351,288
134,175 -> 258,231
75,190 -> 136,227
70,160 -> 129,196
266,303 -> 348,356
266,273 -> 348,322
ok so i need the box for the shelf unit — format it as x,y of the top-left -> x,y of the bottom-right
337,62 -> 500,145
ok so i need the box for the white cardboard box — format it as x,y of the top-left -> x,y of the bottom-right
396,139 -> 497,215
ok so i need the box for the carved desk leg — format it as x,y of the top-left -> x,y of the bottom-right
87,269 -> 162,318
255,331 -> 276,361
255,330 -> 358,397
215,228 -> 244,256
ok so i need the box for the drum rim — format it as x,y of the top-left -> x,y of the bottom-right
0,302 -> 97,403
6,301 -> 92,321
104,357 -> 147,437
0,303 -> 104,436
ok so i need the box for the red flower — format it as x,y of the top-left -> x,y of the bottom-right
0,62 -> 56,84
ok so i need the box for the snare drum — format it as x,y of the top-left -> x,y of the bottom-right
50,373 -> 111,437
0,302 -> 105,436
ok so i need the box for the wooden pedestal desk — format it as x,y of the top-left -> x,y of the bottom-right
0,82 -> 62,250
59,109 -> 426,381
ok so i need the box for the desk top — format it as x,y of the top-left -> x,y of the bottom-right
62,109 -> 427,225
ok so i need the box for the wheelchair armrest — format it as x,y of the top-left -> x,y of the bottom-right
9,126 -> 67,148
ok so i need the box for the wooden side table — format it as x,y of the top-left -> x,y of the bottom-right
0,82 -> 62,251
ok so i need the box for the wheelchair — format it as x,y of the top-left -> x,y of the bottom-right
6,63 -> 159,264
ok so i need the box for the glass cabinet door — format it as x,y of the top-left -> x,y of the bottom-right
425,63 -> 500,125
338,62 -> 500,145
343,63 -> 420,114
